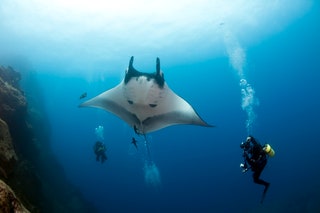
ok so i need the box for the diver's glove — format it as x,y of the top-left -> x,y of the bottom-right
240,163 -> 248,173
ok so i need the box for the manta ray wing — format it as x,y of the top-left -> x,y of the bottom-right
138,82 -> 211,133
79,56 -> 212,134
79,83 -> 141,129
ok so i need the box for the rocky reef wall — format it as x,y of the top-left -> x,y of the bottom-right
0,66 -> 97,213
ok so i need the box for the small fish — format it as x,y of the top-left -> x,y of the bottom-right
79,92 -> 87,99
131,137 -> 138,150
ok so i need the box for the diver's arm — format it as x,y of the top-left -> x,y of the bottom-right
243,151 -> 250,165
240,151 -> 249,172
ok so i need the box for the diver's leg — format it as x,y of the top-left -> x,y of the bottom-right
253,170 -> 269,186
253,170 -> 270,203
261,182 -> 270,203
101,154 -> 107,163
103,153 -> 107,161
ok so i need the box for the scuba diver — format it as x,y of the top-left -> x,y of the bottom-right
240,136 -> 274,203
131,137 -> 138,150
93,141 -> 107,163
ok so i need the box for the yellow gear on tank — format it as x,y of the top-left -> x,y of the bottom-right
264,144 -> 275,157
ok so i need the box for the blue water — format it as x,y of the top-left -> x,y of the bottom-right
1,1 -> 320,212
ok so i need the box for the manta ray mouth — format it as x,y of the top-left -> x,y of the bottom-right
124,56 -> 165,88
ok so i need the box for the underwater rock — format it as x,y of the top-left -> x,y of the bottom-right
0,118 -> 18,178
0,66 -> 21,89
0,66 -> 27,124
0,179 -> 30,213
0,65 -> 98,212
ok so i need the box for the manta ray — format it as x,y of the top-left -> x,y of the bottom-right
79,56 -> 212,134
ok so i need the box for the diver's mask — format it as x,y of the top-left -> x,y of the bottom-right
240,141 -> 250,150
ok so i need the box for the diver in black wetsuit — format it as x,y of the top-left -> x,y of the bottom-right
93,141 -> 107,163
240,136 -> 270,203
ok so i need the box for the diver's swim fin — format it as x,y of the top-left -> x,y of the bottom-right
260,183 -> 270,204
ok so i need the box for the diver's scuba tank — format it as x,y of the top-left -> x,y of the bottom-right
264,144 -> 275,157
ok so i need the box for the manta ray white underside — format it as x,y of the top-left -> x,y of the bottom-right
79,56 -> 212,134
